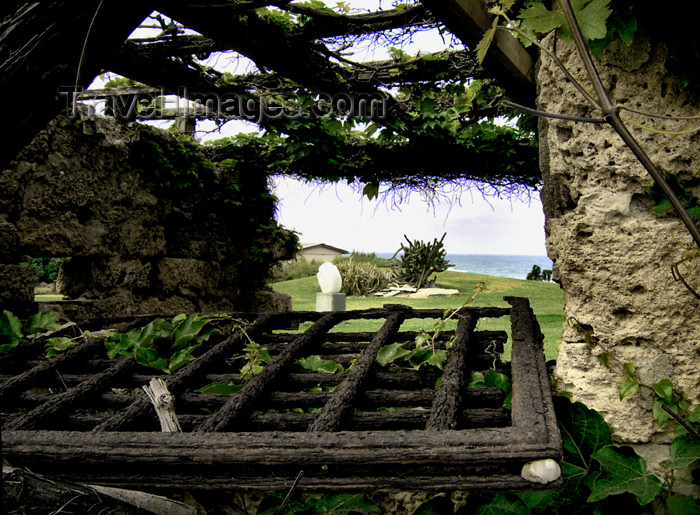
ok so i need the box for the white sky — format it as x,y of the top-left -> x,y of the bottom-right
271,177 -> 547,255
92,1 -> 549,257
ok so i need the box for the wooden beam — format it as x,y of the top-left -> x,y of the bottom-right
421,0 -> 535,102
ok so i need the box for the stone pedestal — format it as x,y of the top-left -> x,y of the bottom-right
316,292 -> 346,312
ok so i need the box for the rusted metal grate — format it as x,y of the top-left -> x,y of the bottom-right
1,297 -> 562,493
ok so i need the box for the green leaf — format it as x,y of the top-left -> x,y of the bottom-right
588,445 -> 664,505
171,314 -> 209,350
571,0 -> 612,42
469,371 -> 486,387
667,495 -> 700,515
362,183 -> 379,200
167,344 -> 201,374
652,378 -> 675,404
618,376 -> 638,400
134,346 -> 169,371
309,493 -> 381,514
596,352 -> 610,368
653,399 -> 674,426
296,355 -> 344,374
689,406 -> 700,423
474,493 -> 530,515
660,434 -> 700,469
195,381 -> 244,394
518,2 -> 565,34
0,310 -> 24,347
476,26 -> 496,65
376,342 -> 411,367
651,197 -> 673,216
425,349 -> 447,370
622,362 -> 636,378
45,336 -> 79,358
26,311 -> 61,334
554,397 -> 612,471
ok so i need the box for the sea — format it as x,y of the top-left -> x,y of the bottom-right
377,253 -> 553,281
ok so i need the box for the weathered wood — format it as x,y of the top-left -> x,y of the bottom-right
420,0 -> 535,103
17,387 -> 505,412
93,315 -> 274,432
309,310 -> 408,432
3,357 -> 135,430
0,1 -> 150,168
0,338 -> 103,404
57,407 -> 508,432
427,313 -> 478,429
2,463 -> 197,514
1,301 -> 562,493
196,312 -> 342,432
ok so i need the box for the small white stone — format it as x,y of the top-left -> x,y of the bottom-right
317,262 -> 342,293
520,459 -> 561,484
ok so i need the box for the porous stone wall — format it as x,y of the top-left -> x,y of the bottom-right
538,34 -> 699,453
0,115 -> 296,317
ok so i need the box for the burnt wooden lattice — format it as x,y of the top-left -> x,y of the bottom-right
0,297 -> 562,493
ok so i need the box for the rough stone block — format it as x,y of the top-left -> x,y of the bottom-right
316,292 -> 346,312
0,264 -> 37,316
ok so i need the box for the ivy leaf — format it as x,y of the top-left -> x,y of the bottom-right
308,493 -> 381,514
660,434 -> 700,470
26,311 -> 61,334
195,381 -> 245,394
666,495 -> 700,515
652,378 -> 676,404
167,344 -> 201,374
172,314 -> 209,350
474,493 -> 530,514
653,400 -> 674,426
0,310 -> 24,349
425,349 -> 447,370
362,183 -> 380,200
554,397 -> 612,470
296,355 -> 344,374
45,336 -> 79,358
134,346 -> 169,372
588,445 -> 664,505
376,342 -> 411,366
618,376 -> 638,400
623,362 -> 636,378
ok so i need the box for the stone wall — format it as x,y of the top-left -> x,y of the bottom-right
0,115 -> 296,317
538,33 -> 699,468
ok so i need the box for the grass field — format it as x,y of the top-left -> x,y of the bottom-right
272,270 -> 565,361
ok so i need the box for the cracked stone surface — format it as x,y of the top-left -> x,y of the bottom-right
538,35 -> 700,443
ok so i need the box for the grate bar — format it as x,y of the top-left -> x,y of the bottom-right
0,339 -> 103,405
3,357 -> 136,431
93,314 -> 275,432
196,312 -> 341,432
308,308 -> 409,432
426,313 -> 478,430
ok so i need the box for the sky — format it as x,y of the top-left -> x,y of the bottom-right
271,177 -> 547,255
93,2 -> 550,257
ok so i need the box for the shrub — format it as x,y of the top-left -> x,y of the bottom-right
335,259 -> 390,296
391,233 -> 452,289
334,252 -> 392,268
22,257 -> 71,283
270,256 -> 320,283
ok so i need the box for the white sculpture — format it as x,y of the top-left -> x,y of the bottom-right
317,262 -> 342,293
520,459 -> 561,484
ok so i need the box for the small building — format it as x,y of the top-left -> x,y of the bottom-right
298,243 -> 348,263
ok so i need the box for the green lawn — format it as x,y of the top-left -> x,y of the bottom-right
272,270 -> 565,361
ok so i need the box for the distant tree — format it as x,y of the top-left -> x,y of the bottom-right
526,264 -> 542,281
